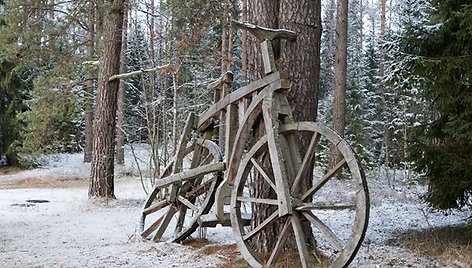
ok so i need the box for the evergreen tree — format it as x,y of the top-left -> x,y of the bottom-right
405,0 -> 472,209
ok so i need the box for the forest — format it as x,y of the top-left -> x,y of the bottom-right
0,0 -> 471,267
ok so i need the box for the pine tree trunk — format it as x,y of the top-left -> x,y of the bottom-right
249,0 -> 321,252
241,0 -> 248,82
89,0 -> 125,198
116,0 -> 129,165
330,0 -> 348,169
332,0 -> 348,138
380,0 -> 386,76
84,2 -> 95,163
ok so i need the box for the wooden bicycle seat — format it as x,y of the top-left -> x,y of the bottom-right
232,20 -> 296,42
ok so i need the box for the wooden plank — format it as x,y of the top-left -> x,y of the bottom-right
262,92 -> 292,216
236,196 -> 279,206
177,195 -> 199,211
173,113 -> 197,173
143,199 -> 169,216
152,205 -> 177,242
225,102 -> 238,159
226,79 -> 290,185
267,219 -> 292,267
291,132 -> 321,194
153,162 -> 226,189
262,40 -> 276,74
197,71 -> 288,131
232,20 -> 296,42
301,211 -> 343,252
250,158 -> 276,191
291,213 -> 310,268
208,71 -> 233,91
301,159 -> 347,201
242,210 -> 278,241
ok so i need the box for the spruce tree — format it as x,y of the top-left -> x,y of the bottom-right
406,0 -> 472,209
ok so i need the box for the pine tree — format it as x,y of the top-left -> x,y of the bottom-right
406,0 -> 472,209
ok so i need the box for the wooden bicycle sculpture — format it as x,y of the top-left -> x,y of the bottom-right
139,21 -> 369,268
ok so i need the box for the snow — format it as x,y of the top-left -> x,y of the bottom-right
1,153 -> 470,267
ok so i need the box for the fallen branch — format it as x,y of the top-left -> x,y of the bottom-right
108,64 -> 174,82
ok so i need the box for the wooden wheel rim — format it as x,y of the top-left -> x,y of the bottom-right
140,139 -> 223,242
230,122 -> 369,268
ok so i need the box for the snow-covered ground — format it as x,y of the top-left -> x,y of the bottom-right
0,152 -> 469,267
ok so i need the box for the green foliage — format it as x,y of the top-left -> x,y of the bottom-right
406,0 -> 472,209
0,59 -> 30,164
20,84 -> 81,155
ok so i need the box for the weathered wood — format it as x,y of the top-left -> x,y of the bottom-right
232,20 -> 296,42
261,40 -> 276,74
173,113 -> 197,173
266,219 -> 292,267
226,79 -> 291,185
108,64 -> 170,81
198,212 -> 251,227
291,132 -> 321,194
291,213 -> 310,268
236,196 -> 279,206
301,211 -> 343,251
225,102 -> 238,160
230,121 -> 369,268
197,71 -> 288,131
152,205 -> 177,241
208,71 -> 233,91
301,158 -> 347,201
143,199 -> 169,216
250,158 -> 276,191
262,92 -> 292,216
242,210 -> 278,241
153,162 -> 225,189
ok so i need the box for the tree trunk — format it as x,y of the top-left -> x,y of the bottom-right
89,0 -> 125,198
330,0 -> 348,168
84,2 -> 95,163
116,0 -> 129,165
380,0 -> 387,77
249,0 -> 321,252
241,0 -> 248,82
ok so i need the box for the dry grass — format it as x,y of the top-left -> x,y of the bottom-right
393,223 -> 472,267
0,176 -> 87,189
0,166 -> 24,176
182,238 -> 331,268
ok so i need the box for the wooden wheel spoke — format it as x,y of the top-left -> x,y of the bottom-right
141,206 -> 169,238
296,202 -> 356,211
143,199 -> 169,215
267,219 -> 292,266
250,158 -> 276,191
201,153 -> 213,166
291,213 -> 311,268
236,196 -> 278,206
242,210 -> 279,241
291,132 -> 321,194
185,179 -> 213,199
301,159 -> 347,201
152,205 -> 178,242
301,211 -> 343,251
177,195 -> 199,211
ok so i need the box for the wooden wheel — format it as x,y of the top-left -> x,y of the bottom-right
139,139 -> 223,243
230,122 -> 369,268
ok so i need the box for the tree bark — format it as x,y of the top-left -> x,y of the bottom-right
89,0 -> 125,198
249,0 -> 321,252
116,0 -> 129,165
330,0 -> 348,168
380,0 -> 387,76
84,1 -> 95,163
241,0 -> 248,82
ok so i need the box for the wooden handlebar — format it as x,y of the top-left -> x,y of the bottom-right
232,20 -> 296,42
